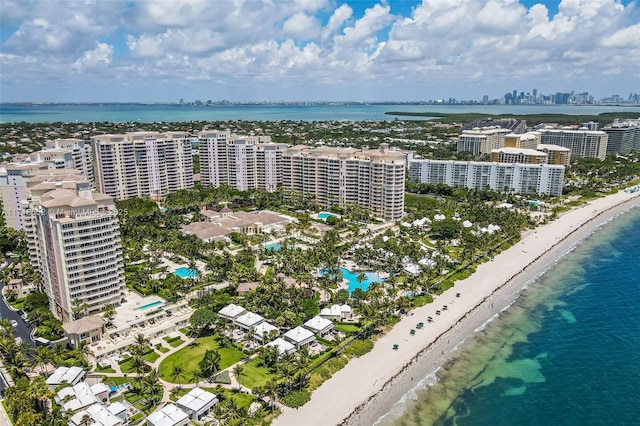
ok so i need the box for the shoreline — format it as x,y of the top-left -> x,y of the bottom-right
273,190 -> 640,426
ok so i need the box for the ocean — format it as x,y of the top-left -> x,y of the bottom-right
1,103 -> 639,123
378,205 -> 640,425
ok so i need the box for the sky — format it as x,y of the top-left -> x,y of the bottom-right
0,0 -> 639,103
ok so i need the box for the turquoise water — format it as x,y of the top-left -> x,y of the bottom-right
383,206 -> 640,425
318,213 -> 336,220
321,267 -> 384,293
137,301 -> 164,311
173,267 -> 198,279
264,243 -> 282,251
2,103 -> 639,123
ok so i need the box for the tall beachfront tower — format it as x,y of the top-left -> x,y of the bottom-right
281,144 -> 406,221
457,127 -> 511,156
198,130 -> 288,191
91,131 -> 194,200
537,128 -> 608,160
43,138 -> 94,183
28,180 -> 125,322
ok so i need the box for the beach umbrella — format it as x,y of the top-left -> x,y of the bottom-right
436,310 -> 441,315
427,317 -> 433,322
393,344 -> 399,350
410,329 -> 416,335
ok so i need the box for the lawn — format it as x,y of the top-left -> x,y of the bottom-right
155,344 -> 170,353
102,376 -> 132,386
144,350 -> 160,363
205,388 -> 257,408
164,336 -> 184,347
158,335 -> 246,383
238,358 -> 275,389
334,323 -> 360,334
94,365 -> 116,374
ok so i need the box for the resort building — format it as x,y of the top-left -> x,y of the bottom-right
281,144 -> 406,221
537,128 -> 608,159
490,148 -> 548,164
43,138 -> 94,183
304,316 -> 334,337
218,304 -> 246,321
501,132 -> 541,150
198,130 -> 288,191
175,388 -> 218,421
603,119 -> 640,153
146,404 -> 189,426
62,315 -> 106,348
319,304 -> 352,321
265,337 -> 296,355
27,179 -> 125,322
234,311 -> 265,331
253,322 -> 279,342
56,381 -> 109,412
283,326 -> 316,348
456,127 -> 511,156
537,144 -> 572,166
91,131 -> 194,200
0,162 -> 84,231
46,366 -> 85,389
69,404 -> 124,426
408,159 -> 565,197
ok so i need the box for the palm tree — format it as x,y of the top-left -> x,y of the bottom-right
71,299 -> 89,320
133,333 -> 149,356
101,304 -> 116,321
192,368 -> 204,386
233,364 -> 245,387
199,349 -> 221,380
171,365 -> 186,388
31,346 -> 53,374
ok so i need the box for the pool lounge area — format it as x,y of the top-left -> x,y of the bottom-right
173,267 -> 198,279
320,267 -> 384,293
318,212 -> 337,220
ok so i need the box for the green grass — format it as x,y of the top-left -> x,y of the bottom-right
334,323 -> 360,334
94,365 -> 116,373
155,344 -> 170,353
101,376 -> 131,386
208,389 -> 257,408
164,336 -> 185,347
238,358 -> 275,389
144,350 -> 160,363
214,370 -> 231,384
158,335 -> 246,383
118,359 -> 135,374
8,297 -> 25,311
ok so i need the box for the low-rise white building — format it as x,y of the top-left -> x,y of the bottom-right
218,304 -> 246,321
253,322 -> 279,342
70,404 -> 123,426
146,404 -> 189,426
264,337 -> 296,355
319,304 -> 352,321
46,366 -> 85,389
57,382 -> 99,412
234,311 -> 265,330
304,316 -> 334,337
175,388 -> 218,421
284,326 -> 316,348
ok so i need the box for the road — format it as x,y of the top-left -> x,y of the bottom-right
0,258 -> 36,393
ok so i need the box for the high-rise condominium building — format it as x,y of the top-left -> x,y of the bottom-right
408,159 -> 565,197
457,127 -> 511,156
603,119 -> 640,154
537,144 -> 572,166
490,148 -> 548,164
502,132 -> 541,150
44,139 -> 94,183
537,129 -> 608,160
91,132 -> 194,200
282,144 -> 406,221
1,161 -> 52,230
198,131 -> 287,192
27,177 -> 125,322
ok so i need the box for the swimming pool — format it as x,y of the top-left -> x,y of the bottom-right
320,267 -> 383,293
173,267 -> 198,279
318,212 -> 336,220
137,300 -> 164,310
264,243 -> 282,250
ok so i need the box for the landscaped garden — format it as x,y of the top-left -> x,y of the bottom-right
158,335 -> 246,383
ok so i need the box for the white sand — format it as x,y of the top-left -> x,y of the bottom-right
273,190 -> 640,426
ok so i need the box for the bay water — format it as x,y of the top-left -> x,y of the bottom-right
379,206 -> 640,426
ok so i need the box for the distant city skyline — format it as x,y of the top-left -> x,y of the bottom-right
1,0 -> 639,103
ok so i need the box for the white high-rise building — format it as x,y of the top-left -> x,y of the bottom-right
282,144 -> 406,221
457,127 -> 511,156
44,139 -> 94,183
537,129 -> 608,160
408,159 -> 565,197
91,132 -> 194,200
198,131 -> 287,191
27,178 -> 125,322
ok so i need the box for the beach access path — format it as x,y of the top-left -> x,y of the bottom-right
273,189 -> 640,426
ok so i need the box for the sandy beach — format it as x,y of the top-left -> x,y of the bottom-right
273,189 -> 640,426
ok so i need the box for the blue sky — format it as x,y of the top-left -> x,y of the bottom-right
0,0 -> 638,103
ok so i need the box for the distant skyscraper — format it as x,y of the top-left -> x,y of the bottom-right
482,95 -> 489,105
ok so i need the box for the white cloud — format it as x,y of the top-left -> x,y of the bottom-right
283,13 -> 321,39
72,42 -> 113,72
601,23 -> 640,48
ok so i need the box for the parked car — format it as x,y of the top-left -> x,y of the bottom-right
10,320 -> 18,328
